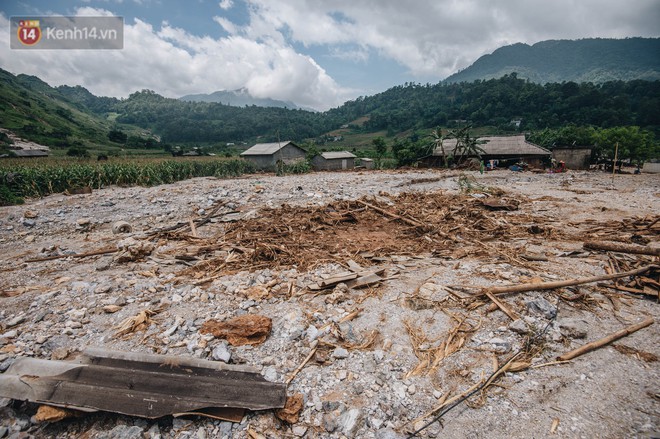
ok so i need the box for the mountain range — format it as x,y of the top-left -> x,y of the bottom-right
445,38 -> 660,84
0,37 -> 658,153
180,88 -> 304,110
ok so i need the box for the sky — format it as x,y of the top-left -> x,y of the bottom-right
1,0 -> 658,110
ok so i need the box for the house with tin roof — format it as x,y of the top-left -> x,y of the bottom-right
311,151 -> 356,171
420,135 -> 551,168
240,141 -> 306,170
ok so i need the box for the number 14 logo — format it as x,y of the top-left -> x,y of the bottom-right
18,20 -> 41,46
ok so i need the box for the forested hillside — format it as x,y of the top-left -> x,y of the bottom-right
0,70 -> 115,148
1,67 -> 658,154
327,75 -> 660,134
445,38 -> 660,84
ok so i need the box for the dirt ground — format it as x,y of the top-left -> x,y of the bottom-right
0,168 -> 658,439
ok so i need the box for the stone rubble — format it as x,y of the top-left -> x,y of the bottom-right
0,169 -> 658,438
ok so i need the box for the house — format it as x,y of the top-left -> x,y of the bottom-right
10,149 -> 49,158
552,147 -> 592,170
420,135 -> 551,168
240,141 -> 306,170
311,151 -> 356,171
360,158 -> 375,170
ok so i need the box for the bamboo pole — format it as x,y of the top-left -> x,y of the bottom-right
478,265 -> 655,297
584,241 -> 660,256
558,317 -> 654,361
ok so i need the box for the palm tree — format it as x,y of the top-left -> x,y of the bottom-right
450,125 -> 487,165
428,127 -> 449,168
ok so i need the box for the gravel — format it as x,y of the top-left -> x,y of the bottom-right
0,169 -> 658,438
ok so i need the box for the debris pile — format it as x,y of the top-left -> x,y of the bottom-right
0,169 -> 658,438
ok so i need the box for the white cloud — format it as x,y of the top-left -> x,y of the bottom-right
218,0 -> 233,10
237,0 -> 660,78
0,9 -> 351,110
0,1 -> 657,111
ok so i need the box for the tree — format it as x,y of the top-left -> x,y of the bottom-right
447,125 -> 486,165
428,127 -> 448,168
596,126 -> 657,164
372,137 -> 387,168
108,129 -> 127,144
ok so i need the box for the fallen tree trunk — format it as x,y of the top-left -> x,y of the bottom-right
478,265 -> 656,297
584,241 -> 660,256
557,317 -> 654,361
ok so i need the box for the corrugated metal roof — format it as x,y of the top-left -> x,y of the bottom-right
240,141 -> 297,156
433,135 -> 550,157
320,151 -> 356,159
12,149 -> 49,157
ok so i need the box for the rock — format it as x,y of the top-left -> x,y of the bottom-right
338,408 -> 364,437
93,425 -> 144,439
146,423 -> 161,439
211,343 -> 231,363
23,210 -> 38,219
292,425 -> 308,437
77,218 -> 91,226
14,416 -> 30,431
0,359 -> 12,372
407,384 -> 416,395
0,330 -> 17,339
332,347 -> 349,359
488,337 -> 511,352
558,318 -> 589,339
306,325 -> 320,342
95,285 -> 112,294
22,219 -> 36,227
112,221 -> 133,234
376,428 -> 406,439
0,426 -> 7,438
196,427 -> 207,439
96,258 -> 112,271
51,347 -> 70,360
103,305 -> 122,313
526,298 -> 557,319
508,319 -> 529,334
263,366 -> 278,382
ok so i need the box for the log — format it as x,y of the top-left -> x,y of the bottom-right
479,265 -> 656,297
557,317 -> 654,361
584,241 -> 660,257
485,291 -> 519,321
355,199 -> 424,228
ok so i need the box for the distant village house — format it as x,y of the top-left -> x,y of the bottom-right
311,151 -> 356,171
240,141 -> 306,170
420,135 -> 551,168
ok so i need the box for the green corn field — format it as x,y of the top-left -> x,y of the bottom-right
0,157 -> 256,206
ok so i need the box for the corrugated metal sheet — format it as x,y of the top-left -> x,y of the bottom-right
434,135 -> 550,157
320,151 -> 356,160
0,348 -> 286,420
240,141 -> 296,156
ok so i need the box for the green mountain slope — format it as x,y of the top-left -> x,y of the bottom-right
445,38 -> 660,84
0,69 -> 118,149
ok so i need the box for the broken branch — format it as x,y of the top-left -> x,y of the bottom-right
557,317 -> 654,361
484,291 -> 519,321
584,241 -> 660,256
478,265 -> 656,297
